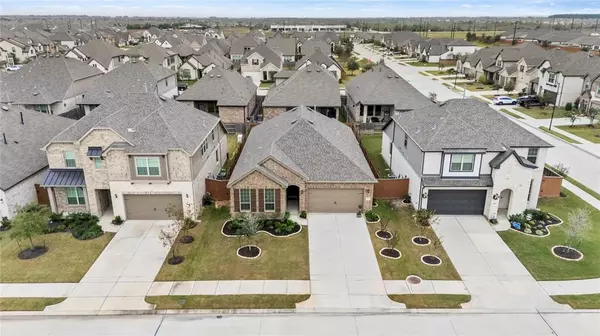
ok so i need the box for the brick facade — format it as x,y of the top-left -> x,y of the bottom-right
218,106 -> 246,124
263,107 -> 286,120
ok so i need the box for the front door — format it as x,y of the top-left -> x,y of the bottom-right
35,184 -> 50,206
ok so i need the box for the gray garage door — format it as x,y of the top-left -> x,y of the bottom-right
307,189 -> 364,213
427,190 -> 486,215
124,194 -> 183,220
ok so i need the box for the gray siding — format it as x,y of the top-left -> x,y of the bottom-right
191,123 -> 225,179
390,122 -> 424,175
128,155 -> 168,181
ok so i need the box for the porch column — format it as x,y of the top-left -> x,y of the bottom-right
48,187 -> 57,213
362,105 -> 368,123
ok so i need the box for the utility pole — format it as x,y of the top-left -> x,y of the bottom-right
596,18 -> 599,31
473,19 -> 477,33
512,21 -> 518,45
570,18 -> 574,30
419,18 -> 422,37
493,20 -> 497,38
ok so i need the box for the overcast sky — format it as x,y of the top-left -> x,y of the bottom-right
0,0 -> 598,17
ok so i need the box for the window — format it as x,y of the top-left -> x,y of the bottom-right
200,139 -> 209,156
252,58 -> 259,65
264,189 -> 275,211
34,104 -> 49,114
135,157 -> 160,176
527,179 -> 534,201
404,134 -> 408,148
66,187 -> 85,205
64,151 -> 76,167
548,72 -> 556,84
519,65 -> 525,72
182,69 -> 191,79
450,154 -> 475,172
94,157 -> 102,169
527,148 -> 539,164
215,148 -> 219,163
211,129 -> 215,141
239,189 -> 251,211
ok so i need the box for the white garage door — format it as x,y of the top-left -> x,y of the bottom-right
307,189 -> 364,213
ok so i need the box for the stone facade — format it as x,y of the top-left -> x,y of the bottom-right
263,107 -> 286,120
219,106 -> 246,124
229,171 -> 285,213
262,159 -> 306,210
54,187 -> 89,214
168,150 -> 192,181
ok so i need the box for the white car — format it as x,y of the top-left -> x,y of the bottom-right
492,96 -> 517,105
6,65 -> 21,71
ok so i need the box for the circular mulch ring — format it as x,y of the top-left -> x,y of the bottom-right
168,256 -> 184,265
406,275 -> 422,284
376,230 -> 392,240
237,245 -> 261,259
421,254 -> 442,266
372,202 -> 378,208
412,236 -> 431,246
552,246 -> 584,261
222,220 -> 240,237
402,199 -> 411,204
180,235 -> 194,244
18,246 -> 48,260
379,248 -> 401,259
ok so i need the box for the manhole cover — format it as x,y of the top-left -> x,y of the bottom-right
406,275 -> 422,284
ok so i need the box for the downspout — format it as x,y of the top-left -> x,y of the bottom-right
389,120 -> 396,176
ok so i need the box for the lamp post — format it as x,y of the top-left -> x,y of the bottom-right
549,82 -> 563,131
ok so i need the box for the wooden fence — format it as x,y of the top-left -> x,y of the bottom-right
374,178 -> 409,199
539,168 -> 563,198
206,178 -> 230,201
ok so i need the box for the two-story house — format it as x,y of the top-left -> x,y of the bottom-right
536,55 -> 600,106
266,35 -> 297,63
295,48 -> 344,81
65,39 -> 127,73
381,99 -> 552,219
126,43 -> 182,72
579,73 -> 600,112
178,49 -> 233,81
230,34 -> 261,62
41,93 -> 227,220
240,44 -> 284,86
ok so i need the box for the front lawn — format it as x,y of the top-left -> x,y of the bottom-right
498,188 -> 600,280
368,201 -> 461,280
425,70 -> 455,76
222,134 -> 240,172
499,108 -> 524,119
0,298 -> 65,311
0,231 -> 114,283
155,206 -> 309,281
483,94 -> 519,100
515,106 -> 567,119
539,127 -> 581,144
389,294 -> 471,308
259,82 -> 273,89
557,125 -> 600,144
455,82 -> 496,91
360,134 -> 390,178
146,295 -> 309,309
404,61 -> 436,67
552,294 -> 600,309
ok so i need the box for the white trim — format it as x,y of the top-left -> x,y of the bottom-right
551,245 -> 584,261
239,188 -> 251,212
421,254 -> 442,266
379,248 -> 402,260
411,236 -> 431,246
221,220 -> 303,238
237,245 -> 262,259
375,230 -> 392,241
366,214 -> 381,224
264,188 -> 276,212
134,157 -> 161,177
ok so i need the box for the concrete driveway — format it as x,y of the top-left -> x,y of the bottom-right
433,216 -> 568,311
297,213 -> 401,310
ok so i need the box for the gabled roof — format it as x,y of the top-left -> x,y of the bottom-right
466,46 -> 503,68
384,99 -> 551,151
49,93 -> 220,155
295,48 -> 342,70
230,33 -> 260,55
171,43 -> 195,58
190,50 -> 233,69
0,105 -> 75,190
0,56 -> 103,104
242,44 -> 283,68
49,32 -> 75,42
197,40 -> 226,56
76,39 -> 125,69
300,40 -> 331,56
345,62 -> 433,111
547,54 -> 600,77
263,63 -> 340,108
489,149 -> 537,169
229,105 -> 376,186
147,27 -> 163,36
266,36 -> 296,56
156,33 -> 183,46
127,42 -> 176,66
176,68 -> 256,106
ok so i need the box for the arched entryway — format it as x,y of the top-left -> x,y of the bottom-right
498,188 -> 512,214
286,185 -> 300,214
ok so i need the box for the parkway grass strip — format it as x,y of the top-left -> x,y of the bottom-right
146,295 -> 310,310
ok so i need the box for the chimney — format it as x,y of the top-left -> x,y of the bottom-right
20,111 -> 24,124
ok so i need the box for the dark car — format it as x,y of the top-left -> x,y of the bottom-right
177,82 -> 188,92
518,95 -> 542,107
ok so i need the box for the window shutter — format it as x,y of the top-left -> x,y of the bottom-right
250,189 -> 257,212
258,189 -> 265,212
275,189 -> 281,212
234,189 -> 240,212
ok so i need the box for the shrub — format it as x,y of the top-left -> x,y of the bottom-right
274,220 -> 296,234
535,229 -> 545,236
299,211 -> 307,219
202,193 -> 214,206
365,211 -> 379,222
65,212 -> 103,240
524,228 -> 533,234
413,209 -> 436,226
1,216 -> 11,229
508,213 -> 525,223
111,215 -> 124,225
524,209 -> 547,221
565,102 -> 573,111
283,211 -> 290,222
44,223 -> 67,234
48,212 -> 64,222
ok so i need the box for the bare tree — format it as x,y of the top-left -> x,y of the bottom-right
237,214 -> 261,254
564,110 -> 580,127
552,162 -> 570,178
565,208 -> 591,252
159,222 -> 181,263
585,107 -> 598,127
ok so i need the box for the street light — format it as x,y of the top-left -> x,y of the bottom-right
549,82 -> 564,131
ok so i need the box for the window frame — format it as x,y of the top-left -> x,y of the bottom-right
449,154 -> 475,172
527,148 -> 539,164
34,104 -> 49,114
64,151 -> 76,168
94,157 -> 102,169
264,189 -> 276,212
135,157 -> 161,176
404,134 -> 408,148
239,189 -> 251,212
548,72 -> 556,84
66,187 -> 86,205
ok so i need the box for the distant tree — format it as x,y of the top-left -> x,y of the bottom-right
333,45 -> 345,57
564,110 -> 580,127
478,74 -> 487,84
347,58 -> 360,75
10,203 -> 51,252
494,35 -> 501,42
504,81 -> 515,95
585,107 -> 599,127
362,62 -> 375,72
541,40 -> 550,48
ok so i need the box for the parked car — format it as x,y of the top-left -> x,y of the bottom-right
6,65 -> 21,71
517,95 -> 543,108
492,96 -> 517,105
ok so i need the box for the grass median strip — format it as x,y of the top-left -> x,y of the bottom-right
564,176 -> 600,201
389,294 -> 471,309
0,298 -> 66,311
499,108 -> 524,119
557,125 -> 600,144
539,127 -> 582,144
552,294 -> 600,309
146,295 -> 310,309
419,71 -> 430,76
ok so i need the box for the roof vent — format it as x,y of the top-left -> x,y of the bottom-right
159,96 -> 166,101
32,92 -> 39,96
1,106 -> 8,111
395,75 -> 399,78
291,119 -> 298,124
127,128 -> 136,133
210,74 -> 214,77
217,74 -> 221,78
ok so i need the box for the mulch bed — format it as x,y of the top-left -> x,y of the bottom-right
237,246 -> 261,258
168,256 -> 184,265
412,236 -> 430,245
380,248 -> 401,259
222,220 -> 239,236
180,235 -> 194,244
222,220 -> 301,237
376,230 -> 392,239
18,246 -> 49,260
552,246 -> 583,261
72,231 -> 104,241
510,213 -> 561,237
406,275 -> 422,284
422,255 -> 442,265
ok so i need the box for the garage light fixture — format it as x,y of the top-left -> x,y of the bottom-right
115,194 -> 118,198
422,192 -> 428,199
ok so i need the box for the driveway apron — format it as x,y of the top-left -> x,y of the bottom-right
297,213 -> 402,310
433,216 -> 570,311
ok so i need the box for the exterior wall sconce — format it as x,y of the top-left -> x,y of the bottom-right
114,194 -> 118,198
493,193 -> 499,200
422,192 -> 428,199
185,194 -> 189,198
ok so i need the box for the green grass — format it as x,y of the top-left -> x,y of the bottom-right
222,27 -> 250,36
515,106 -> 568,119
455,82 -> 495,91
146,295 -> 310,309
499,108 -> 525,119
259,82 -> 273,88
360,134 -> 390,178
0,298 -> 66,311
419,71 -> 430,76
557,125 -> 600,144
155,206 -> 309,281
368,201 -> 461,280
0,231 -> 114,283
498,188 -> 600,280
222,134 -> 240,172
539,127 -> 582,144
562,175 -> 600,201
552,294 -> 600,309
389,294 -> 471,308
425,70 -> 455,76
442,83 -> 464,94
404,61 -> 436,67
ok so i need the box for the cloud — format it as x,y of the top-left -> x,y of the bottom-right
461,4 -> 472,7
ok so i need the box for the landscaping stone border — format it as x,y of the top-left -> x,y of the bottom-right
365,214 -> 381,224
236,245 -> 262,259
221,220 -> 303,238
421,254 -> 442,266
375,230 -> 393,241
406,275 -> 423,284
509,213 -> 563,238
411,236 -> 431,246
551,245 -> 584,261
379,248 -> 402,260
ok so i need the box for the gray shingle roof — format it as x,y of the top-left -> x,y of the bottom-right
266,37 -> 296,56
176,68 -> 256,106
489,149 -> 537,169
387,99 -> 552,151
295,48 -> 342,70
77,39 -> 125,69
230,34 -> 260,55
50,93 -> 220,155
0,105 -> 75,190
466,46 -> 503,68
300,40 -> 331,56
0,57 -> 103,104
242,44 -> 283,68
191,51 -> 232,69
171,43 -> 195,58
229,105 -> 376,186
551,55 -> 600,77
263,63 -> 340,108
345,62 -> 433,111
127,43 -> 175,66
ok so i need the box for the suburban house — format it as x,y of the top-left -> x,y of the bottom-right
0,37 -> 36,64
456,46 -> 503,79
177,68 -> 257,132
143,27 -> 163,42
126,43 -> 182,72
345,62 -> 433,126
383,31 -> 420,51
0,105 -> 75,219
154,33 -> 183,49
227,105 -> 376,214
41,93 -> 227,220
414,39 -> 478,63
262,63 -> 341,120
49,32 -> 77,49
171,43 -> 196,62
579,73 -> 600,112
78,60 -> 178,115
536,55 -> 600,106
180,34 -> 207,50
266,35 -> 297,63
298,39 -> 331,57
381,99 -> 552,219
0,57 -> 102,116
273,70 -> 295,85
240,44 -> 284,86
230,34 -> 261,62
65,39 -> 127,73
178,50 -> 233,81
295,48 -> 344,80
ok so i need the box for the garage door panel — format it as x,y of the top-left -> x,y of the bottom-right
124,194 -> 183,220
307,189 -> 363,213
427,190 -> 486,215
